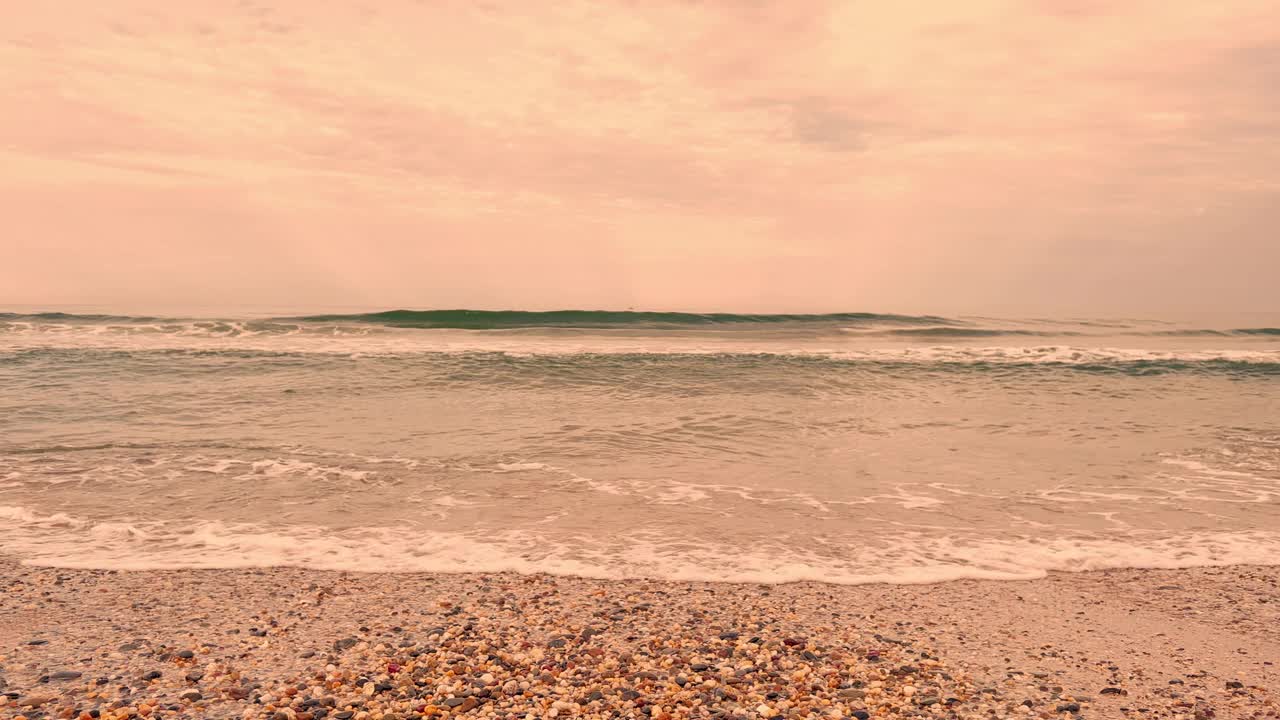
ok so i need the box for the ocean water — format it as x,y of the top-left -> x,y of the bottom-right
1,308 -> 1278,584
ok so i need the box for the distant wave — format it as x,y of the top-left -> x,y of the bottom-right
1149,328 -> 1280,337
285,309 -> 957,329
0,312 -> 165,323
2,310 -> 1277,338
874,327 -> 1075,338
872,326 -> 1279,338
877,325 -> 1276,338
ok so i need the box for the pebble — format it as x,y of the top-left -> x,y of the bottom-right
2,564 -> 1274,720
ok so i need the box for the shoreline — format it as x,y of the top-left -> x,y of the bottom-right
1,561 -> 1276,719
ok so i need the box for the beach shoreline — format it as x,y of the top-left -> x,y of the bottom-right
1,560 -> 1276,719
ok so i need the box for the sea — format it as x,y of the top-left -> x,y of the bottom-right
1,308 -> 1278,584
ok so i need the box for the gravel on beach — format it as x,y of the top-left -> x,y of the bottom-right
1,562 -> 1276,720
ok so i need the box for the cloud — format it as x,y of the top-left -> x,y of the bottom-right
1,0 -> 1277,313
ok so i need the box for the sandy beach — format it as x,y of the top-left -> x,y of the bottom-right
0,562 -> 1275,720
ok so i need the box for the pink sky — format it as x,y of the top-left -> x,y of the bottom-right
3,1 -> 1278,314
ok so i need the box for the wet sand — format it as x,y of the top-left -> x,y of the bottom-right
0,561 -> 1275,719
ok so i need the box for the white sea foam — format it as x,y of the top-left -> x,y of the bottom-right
651,482 -> 713,504
0,505 -> 86,528
3,320 -> 1278,365
431,495 -> 475,508
493,462 -> 553,472
238,459 -> 376,483
88,522 -> 151,540
3,504 -> 1279,584
188,459 -> 243,474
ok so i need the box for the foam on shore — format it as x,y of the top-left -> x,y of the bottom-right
4,504 -> 1279,585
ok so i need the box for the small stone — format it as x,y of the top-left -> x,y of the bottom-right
19,696 -> 53,708
1226,681 -> 1244,689
179,691 -> 202,702
1101,687 -> 1125,695
851,711 -> 870,720
141,671 -> 162,681
185,671 -> 204,682
1056,703 -> 1081,712
838,689 -> 865,699
27,640 -> 49,646
49,671 -> 83,681
176,650 -> 195,659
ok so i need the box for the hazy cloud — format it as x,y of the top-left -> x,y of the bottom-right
1,0 -> 1277,314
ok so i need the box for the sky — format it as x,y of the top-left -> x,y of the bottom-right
2,0 -> 1278,315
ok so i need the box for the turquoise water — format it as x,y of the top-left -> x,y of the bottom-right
1,310 -> 1278,583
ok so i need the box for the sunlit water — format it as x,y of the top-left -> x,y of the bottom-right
2,309 -> 1278,583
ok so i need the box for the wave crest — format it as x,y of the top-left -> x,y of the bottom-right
286,309 -> 956,329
